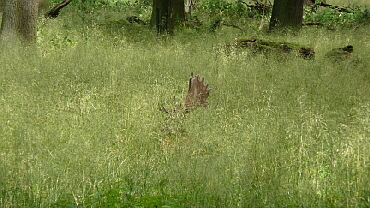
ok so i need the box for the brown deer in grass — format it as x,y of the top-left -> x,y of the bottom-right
159,72 -> 211,144
160,72 -> 212,113
184,72 -> 212,111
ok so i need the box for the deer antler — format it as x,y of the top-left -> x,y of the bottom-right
184,72 -> 212,109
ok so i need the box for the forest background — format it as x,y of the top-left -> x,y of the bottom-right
1,0 -> 370,207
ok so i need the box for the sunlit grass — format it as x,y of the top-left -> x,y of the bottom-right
1,7 -> 370,207
329,0 -> 369,6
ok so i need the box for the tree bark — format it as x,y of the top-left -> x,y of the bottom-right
269,0 -> 304,31
0,0 -> 48,13
150,0 -> 185,34
0,0 -> 39,44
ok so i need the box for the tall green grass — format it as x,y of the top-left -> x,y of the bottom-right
1,9 -> 370,207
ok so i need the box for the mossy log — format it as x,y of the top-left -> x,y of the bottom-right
325,45 -> 356,61
228,38 -> 315,59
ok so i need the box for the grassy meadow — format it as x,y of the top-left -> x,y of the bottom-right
1,1 -> 370,207
329,0 -> 368,6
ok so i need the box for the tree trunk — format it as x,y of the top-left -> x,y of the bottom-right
269,0 -> 304,31
150,0 -> 185,34
0,0 -> 39,44
0,0 -> 48,14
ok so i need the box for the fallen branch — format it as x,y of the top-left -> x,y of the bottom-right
229,38 -> 315,59
126,16 -> 146,25
302,21 -> 325,26
302,21 -> 335,30
221,23 -> 243,31
211,19 -> 243,31
45,0 -> 72,18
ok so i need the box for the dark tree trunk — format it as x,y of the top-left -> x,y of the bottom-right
0,0 -> 39,44
150,0 -> 185,34
269,0 -> 304,31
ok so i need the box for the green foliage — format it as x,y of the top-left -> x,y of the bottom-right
197,0 -> 238,15
196,0 -> 271,18
53,177 -> 187,206
304,3 -> 370,25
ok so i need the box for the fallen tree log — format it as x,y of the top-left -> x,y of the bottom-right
227,38 -> 315,59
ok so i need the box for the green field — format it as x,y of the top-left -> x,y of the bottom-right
1,1 -> 370,207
